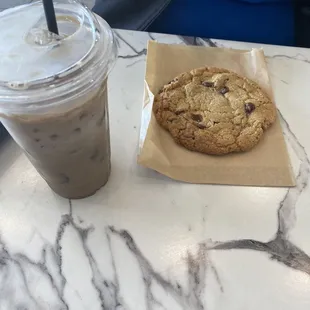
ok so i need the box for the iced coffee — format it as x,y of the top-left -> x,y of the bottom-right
0,2 -> 117,198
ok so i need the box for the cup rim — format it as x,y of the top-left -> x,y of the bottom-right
0,2 -> 117,114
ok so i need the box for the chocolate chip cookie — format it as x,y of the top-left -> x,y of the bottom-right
153,67 -> 276,155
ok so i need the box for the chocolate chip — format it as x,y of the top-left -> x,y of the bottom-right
35,138 -> 40,142
191,114 -> 203,122
168,78 -> 178,85
50,134 -> 58,140
195,123 -> 207,129
245,102 -> 256,114
175,108 -> 187,115
74,128 -> 81,133
202,81 -> 214,87
219,87 -> 229,95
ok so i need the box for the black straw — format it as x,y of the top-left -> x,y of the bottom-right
43,0 -> 59,35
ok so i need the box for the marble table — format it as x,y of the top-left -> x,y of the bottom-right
0,29 -> 310,310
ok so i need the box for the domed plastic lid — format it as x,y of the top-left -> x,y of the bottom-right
0,1 -> 116,108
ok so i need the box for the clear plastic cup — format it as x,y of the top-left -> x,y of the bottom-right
0,1 -> 117,198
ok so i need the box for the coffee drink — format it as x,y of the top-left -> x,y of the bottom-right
1,82 -> 110,198
0,2 -> 117,198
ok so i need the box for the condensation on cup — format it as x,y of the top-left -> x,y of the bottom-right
0,1 -> 117,199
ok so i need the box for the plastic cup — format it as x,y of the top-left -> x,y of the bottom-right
0,1 -> 117,198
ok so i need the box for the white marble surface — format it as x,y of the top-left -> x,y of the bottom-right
0,29 -> 310,309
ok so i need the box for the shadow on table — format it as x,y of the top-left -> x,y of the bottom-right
135,164 -> 182,185
0,134 -> 22,179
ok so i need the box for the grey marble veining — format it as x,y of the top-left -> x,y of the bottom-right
199,111 -> 310,274
0,29 -> 310,309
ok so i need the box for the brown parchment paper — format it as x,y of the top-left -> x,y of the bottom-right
137,41 -> 295,187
